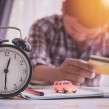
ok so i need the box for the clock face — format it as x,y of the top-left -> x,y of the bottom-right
0,44 -> 32,97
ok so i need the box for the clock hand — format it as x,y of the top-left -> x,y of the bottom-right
5,57 -> 11,70
4,73 -> 7,90
4,58 -> 11,90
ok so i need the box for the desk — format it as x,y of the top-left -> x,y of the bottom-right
0,98 -> 109,109
0,85 -> 109,109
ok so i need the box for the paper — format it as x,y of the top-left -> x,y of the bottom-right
0,98 -> 109,109
22,86 -> 109,100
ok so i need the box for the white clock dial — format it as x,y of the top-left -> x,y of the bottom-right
0,45 -> 32,96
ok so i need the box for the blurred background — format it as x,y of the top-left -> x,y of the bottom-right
0,0 -> 109,86
0,0 -> 62,40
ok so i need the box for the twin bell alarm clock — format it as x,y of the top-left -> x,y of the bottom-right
0,27 -> 32,98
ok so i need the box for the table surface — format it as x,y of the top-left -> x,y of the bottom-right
0,85 -> 109,109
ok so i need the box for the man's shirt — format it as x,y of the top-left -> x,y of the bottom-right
28,15 -> 109,86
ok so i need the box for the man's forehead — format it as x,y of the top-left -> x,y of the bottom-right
64,0 -> 109,28
64,0 -> 96,18
65,0 -> 97,9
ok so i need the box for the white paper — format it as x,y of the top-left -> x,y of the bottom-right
22,86 -> 106,100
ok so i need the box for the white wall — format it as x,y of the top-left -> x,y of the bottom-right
6,0 -> 63,40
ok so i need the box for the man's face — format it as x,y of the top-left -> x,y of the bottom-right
63,15 -> 87,42
62,0 -> 109,42
63,14 -> 106,42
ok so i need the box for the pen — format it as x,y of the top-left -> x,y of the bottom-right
18,92 -> 30,100
25,87 -> 44,96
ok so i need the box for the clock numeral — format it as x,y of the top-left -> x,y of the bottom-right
20,60 -> 23,65
14,84 -> 17,89
5,51 -> 9,56
20,77 -> 23,82
14,54 -> 17,59
4,87 -> 7,91
23,69 -> 28,74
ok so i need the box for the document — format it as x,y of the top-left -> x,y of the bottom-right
22,86 -> 109,100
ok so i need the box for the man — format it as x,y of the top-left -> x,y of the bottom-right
28,0 -> 109,86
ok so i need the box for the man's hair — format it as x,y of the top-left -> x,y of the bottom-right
65,0 -> 109,28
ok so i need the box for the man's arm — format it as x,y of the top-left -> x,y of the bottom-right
32,65 -> 59,83
32,58 -> 95,86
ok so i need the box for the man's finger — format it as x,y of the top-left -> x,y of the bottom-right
67,59 -> 95,73
66,65 -> 95,79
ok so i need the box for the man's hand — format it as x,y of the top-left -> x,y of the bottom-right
57,58 -> 95,86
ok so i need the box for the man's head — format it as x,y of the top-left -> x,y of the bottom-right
63,0 -> 109,28
62,0 -> 109,42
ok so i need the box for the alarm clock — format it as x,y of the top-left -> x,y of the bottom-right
0,27 -> 32,97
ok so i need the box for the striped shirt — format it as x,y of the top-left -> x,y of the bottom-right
28,15 -> 109,86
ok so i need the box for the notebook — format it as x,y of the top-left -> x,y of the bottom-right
22,86 -> 109,100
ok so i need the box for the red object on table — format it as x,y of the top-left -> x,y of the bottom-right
25,87 -> 44,96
